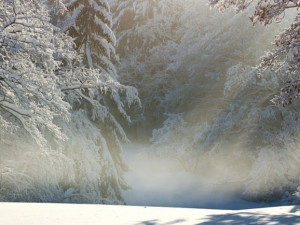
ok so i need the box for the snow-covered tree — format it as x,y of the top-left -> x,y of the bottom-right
209,0 -> 300,106
0,0 -> 139,204
59,0 -> 140,203
63,0 -> 118,76
110,0 -> 185,137
0,0 -> 74,146
59,65 -> 139,203
43,0 -> 67,15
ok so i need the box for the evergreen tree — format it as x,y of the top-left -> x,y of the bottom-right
64,0 -> 118,76
60,0 -> 140,203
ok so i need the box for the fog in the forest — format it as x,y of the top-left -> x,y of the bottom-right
1,0 -> 300,206
113,0 -> 300,205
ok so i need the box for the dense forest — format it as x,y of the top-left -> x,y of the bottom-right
1,0 -> 300,205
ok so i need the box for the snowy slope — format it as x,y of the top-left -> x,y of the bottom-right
0,203 -> 299,225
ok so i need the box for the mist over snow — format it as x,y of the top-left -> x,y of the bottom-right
122,143 -> 276,209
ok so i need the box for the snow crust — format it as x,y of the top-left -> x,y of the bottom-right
0,203 -> 299,225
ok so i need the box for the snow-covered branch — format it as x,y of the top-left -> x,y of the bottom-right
209,0 -> 300,106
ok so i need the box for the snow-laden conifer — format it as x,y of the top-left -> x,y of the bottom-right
63,0 -> 118,76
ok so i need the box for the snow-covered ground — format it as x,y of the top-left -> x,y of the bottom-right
1,203 -> 300,225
